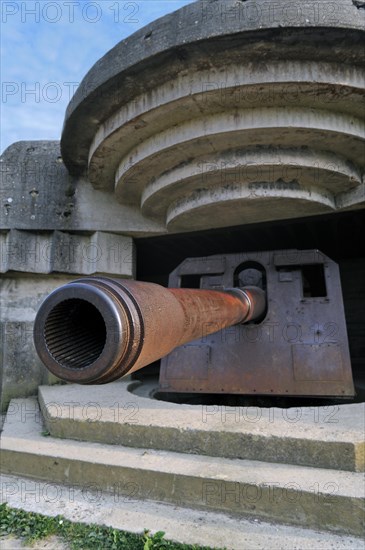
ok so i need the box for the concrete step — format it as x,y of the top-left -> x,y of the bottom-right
38,380 -> 365,472
1,473 -> 363,550
1,398 -> 364,537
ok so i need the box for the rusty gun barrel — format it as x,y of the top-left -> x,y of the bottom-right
33,277 -> 265,384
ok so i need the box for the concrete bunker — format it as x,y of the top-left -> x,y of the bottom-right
1,0 -> 364,409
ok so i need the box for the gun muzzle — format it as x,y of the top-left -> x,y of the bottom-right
33,277 -> 265,384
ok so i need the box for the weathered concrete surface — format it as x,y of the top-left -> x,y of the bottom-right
0,535 -> 69,550
0,276 -> 75,412
38,380 -> 365,473
0,141 -> 164,236
56,0 -> 365,233
0,140 -> 143,410
0,230 -> 135,276
2,474 -> 363,550
0,227 -> 131,412
62,0 -> 365,174
1,398 -> 364,537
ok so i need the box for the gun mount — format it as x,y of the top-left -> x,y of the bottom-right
34,249 -> 355,397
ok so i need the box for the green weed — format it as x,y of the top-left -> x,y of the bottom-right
0,503 -> 223,549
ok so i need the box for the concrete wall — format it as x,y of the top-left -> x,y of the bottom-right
0,142 -> 141,410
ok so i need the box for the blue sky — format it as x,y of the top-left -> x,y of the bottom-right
0,0 -> 195,154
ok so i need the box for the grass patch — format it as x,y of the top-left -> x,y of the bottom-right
0,503 -> 222,549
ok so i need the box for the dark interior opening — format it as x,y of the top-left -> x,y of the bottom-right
44,299 -> 106,369
234,261 -> 266,291
180,274 -> 202,288
136,210 -> 364,286
301,264 -> 327,297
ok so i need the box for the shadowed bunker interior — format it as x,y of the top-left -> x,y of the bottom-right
134,209 -> 365,407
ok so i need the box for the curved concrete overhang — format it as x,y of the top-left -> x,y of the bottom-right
61,0 -> 365,233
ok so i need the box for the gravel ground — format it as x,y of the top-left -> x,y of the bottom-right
0,535 -> 70,549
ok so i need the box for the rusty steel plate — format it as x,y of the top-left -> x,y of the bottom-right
159,249 -> 355,397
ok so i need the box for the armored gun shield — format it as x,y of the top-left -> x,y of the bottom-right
159,249 -> 354,397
